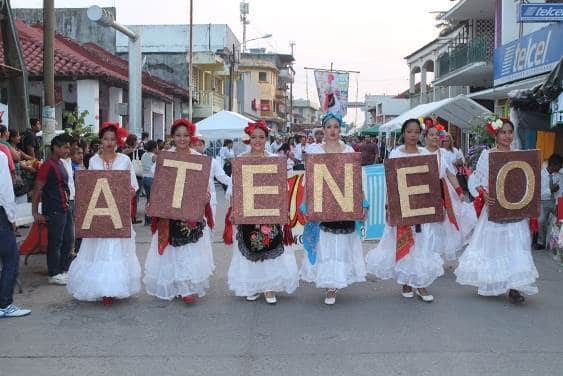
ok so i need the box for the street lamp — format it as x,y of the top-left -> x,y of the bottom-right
87,5 -> 142,137
243,33 -> 272,52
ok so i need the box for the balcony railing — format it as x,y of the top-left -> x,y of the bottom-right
437,35 -> 493,78
193,90 -> 225,119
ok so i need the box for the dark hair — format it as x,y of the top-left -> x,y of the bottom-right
401,118 -> 422,135
30,118 -> 40,128
502,119 -> 515,130
157,139 -> 165,150
278,143 -> 291,153
50,134 -> 72,151
8,128 -> 19,143
90,137 -> 100,146
548,154 -> 563,167
145,140 -> 157,152
99,126 -> 117,140
125,134 -> 137,147
0,125 -> 7,136
223,139 -> 233,146
141,132 -> 149,140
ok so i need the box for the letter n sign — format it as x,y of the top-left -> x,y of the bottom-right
231,156 -> 288,224
489,150 -> 540,222
74,171 -> 131,238
384,154 -> 444,226
146,151 -> 211,221
305,153 -> 364,221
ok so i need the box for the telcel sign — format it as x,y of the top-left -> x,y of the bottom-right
519,3 -> 563,22
493,23 -> 563,86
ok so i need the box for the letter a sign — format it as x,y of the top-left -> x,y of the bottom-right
147,151 -> 212,221
305,153 -> 364,221
384,155 -> 444,226
489,150 -> 540,222
75,171 -> 132,238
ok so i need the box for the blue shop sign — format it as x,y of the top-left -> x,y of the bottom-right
519,3 -> 563,22
493,23 -> 563,86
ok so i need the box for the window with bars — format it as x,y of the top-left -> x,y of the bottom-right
258,71 -> 268,82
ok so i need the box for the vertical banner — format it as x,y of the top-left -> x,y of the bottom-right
314,70 -> 349,116
489,150 -> 540,222
74,171 -> 132,238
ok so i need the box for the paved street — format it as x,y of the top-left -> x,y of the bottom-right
3,196 -> 563,376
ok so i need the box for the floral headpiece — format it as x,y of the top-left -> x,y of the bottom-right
485,116 -> 507,138
321,112 -> 344,128
242,120 -> 269,144
171,118 -> 196,137
100,121 -> 128,148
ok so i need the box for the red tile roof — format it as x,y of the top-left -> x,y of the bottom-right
0,19 -> 189,102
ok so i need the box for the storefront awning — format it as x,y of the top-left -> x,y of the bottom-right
468,74 -> 549,100
379,95 -> 492,132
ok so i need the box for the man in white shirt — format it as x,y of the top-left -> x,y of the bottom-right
305,128 -> 324,153
270,135 -> 283,153
536,154 -> 563,250
0,152 -> 31,317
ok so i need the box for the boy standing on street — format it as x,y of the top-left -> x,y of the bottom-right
32,134 -> 74,285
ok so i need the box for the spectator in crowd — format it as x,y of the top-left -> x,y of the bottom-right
139,132 -> 149,153
219,139 -> 235,190
0,151 -> 31,318
8,129 -> 34,162
0,126 -> 21,164
71,145 -> 84,175
293,135 -> 307,170
21,118 -> 42,159
351,136 -> 361,152
441,133 -> 465,168
359,134 -> 379,166
277,142 -> 297,171
0,127 -> 15,175
536,154 -> 563,250
306,128 -> 324,153
83,138 -> 100,169
32,134 -> 74,286
140,140 -> 157,225
122,134 -> 142,224
379,138 -> 388,161
270,135 -> 284,153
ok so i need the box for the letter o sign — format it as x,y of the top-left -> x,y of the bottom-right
495,161 -> 535,210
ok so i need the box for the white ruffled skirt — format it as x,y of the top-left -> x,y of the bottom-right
228,230 -> 299,297
67,229 -> 141,301
365,223 -> 444,288
143,228 -> 215,300
300,230 -> 367,289
454,208 -> 538,296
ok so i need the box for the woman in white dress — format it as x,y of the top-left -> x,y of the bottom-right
143,119 -> 215,304
299,113 -> 367,305
227,120 -> 299,304
423,124 -> 477,260
67,122 -> 141,305
365,118 -> 443,302
455,119 -> 538,304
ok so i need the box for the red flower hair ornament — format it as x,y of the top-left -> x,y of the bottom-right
485,117 -> 507,138
100,121 -> 128,148
242,120 -> 269,144
171,118 -> 196,137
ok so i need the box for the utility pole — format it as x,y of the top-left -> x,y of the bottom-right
240,1 -> 249,52
43,0 -> 56,155
228,43 -> 236,111
188,0 -> 193,121
289,41 -> 295,131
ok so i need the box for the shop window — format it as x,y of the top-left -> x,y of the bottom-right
259,72 -> 268,82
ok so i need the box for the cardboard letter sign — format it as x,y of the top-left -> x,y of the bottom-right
146,151 -> 211,221
75,170 -> 131,238
489,150 -> 540,222
384,154 -> 444,226
305,153 -> 363,221
232,156 -> 288,224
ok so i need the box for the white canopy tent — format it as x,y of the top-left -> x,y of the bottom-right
379,95 -> 492,132
196,110 -> 253,139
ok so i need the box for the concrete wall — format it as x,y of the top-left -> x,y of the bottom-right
237,71 -> 259,118
13,7 -> 116,53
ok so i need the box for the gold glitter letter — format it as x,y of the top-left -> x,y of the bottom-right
496,161 -> 535,210
396,165 -> 435,218
313,163 -> 354,213
82,178 -> 123,230
241,164 -> 280,217
163,159 -> 203,208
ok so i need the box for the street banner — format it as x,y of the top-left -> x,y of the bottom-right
75,170 -> 131,238
314,70 -> 349,116
384,155 -> 444,226
232,156 -> 289,225
489,150 -> 540,222
146,151 -> 211,221
305,153 -> 363,221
